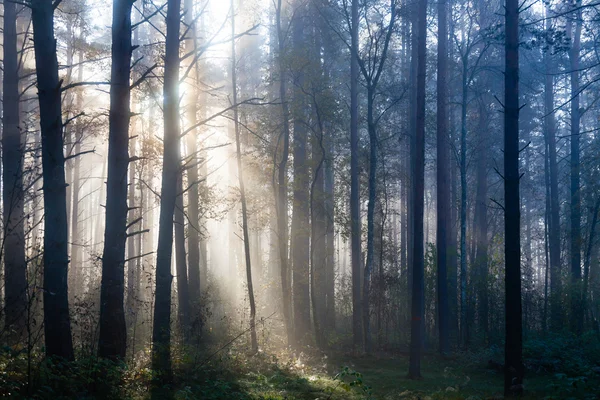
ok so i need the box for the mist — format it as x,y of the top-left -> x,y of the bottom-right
1,0 -> 599,398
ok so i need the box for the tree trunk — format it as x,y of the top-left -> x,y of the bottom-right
231,0 -> 258,353
275,0 -> 293,344
503,0 -> 524,394
543,8 -> 561,330
31,0 -> 74,360
474,108 -> 489,344
408,0 -> 427,379
290,8 -> 311,344
568,3 -> 583,335
175,174 -> 191,340
350,0 -> 363,350
184,0 -> 202,309
3,0 -> 27,344
152,0 -> 181,379
436,0 -> 450,355
459,55 -> 468,348
71,49 -> 84,300
363,90 -> 377,353
98,0 -> 134,360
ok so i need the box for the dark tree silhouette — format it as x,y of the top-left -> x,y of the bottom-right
503,0 -> 524,395
98,0 -> 134,360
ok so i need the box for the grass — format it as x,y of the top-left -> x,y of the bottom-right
4,334 -> 599,399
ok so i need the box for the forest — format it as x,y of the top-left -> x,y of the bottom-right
0,0 -> 599,398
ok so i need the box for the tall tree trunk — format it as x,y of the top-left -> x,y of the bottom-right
459,55 -> 468,348
311,106 -> 328,347
474,108 -> 489,343
98,0 -> 134,360
568,3 -> 583,335
71,49 -> 84,301
503,0 -> 523,394
543,8 -> 561,330
363,89 -> 378,353
408,0 -> 427,379
436,0 -> 450,355
175,174 -> 191,340
3,0 -> 27,344
31,0 -> 74,360
291,7 -> 311,344
275,0 -> 293,345
231,0 -> 258,353
324,120 -> 336,332
152,0 -> 181,379
350,0 -> 363,350
184,0 -> 202,308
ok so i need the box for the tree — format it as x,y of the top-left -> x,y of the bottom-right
231,0 -> 258,353
183,0 -> 203,312
290,2 -> 311,344
275,0 -> 294,344
436,0 -> 450,355
356,0 -> 397,353
350,0 -> 363,350
3,0 -> 28,343
152,0 -> 181,379
98,0 -> 134,360
503,0 -> 523,395
568,0 -> 583,335
408,0 -> 427,379
543,3 -> 562,331
30,0 -> 74,361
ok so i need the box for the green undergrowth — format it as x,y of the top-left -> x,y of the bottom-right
2,333 -> 600,399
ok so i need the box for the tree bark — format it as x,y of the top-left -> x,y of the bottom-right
543,7 -> 561,330
290,7 -> 311,344
408,0 -> 427,379
275,0 -> 294,344
152,0 -> 181,379
3,0 -> 27,344
568,3 -> 583,335
31,0 -> 74,360
184,0 -> 202,308
503,0 -> 524,394
231,0 -> 258,353
436,0 -> 450,355
350,0 -> 363,350
98,0 -> 134,360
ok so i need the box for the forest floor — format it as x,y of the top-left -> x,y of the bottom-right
3,333 -> 600,399
167,337 -> 600,400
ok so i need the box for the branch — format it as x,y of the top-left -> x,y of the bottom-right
124,251 -> 154,263
64,149 -> 95,161
61,81 -> 110,92
127,229 -> 149,238
130,63 -> 158,90
126,216 -> 143,230
132,2 -> 168,29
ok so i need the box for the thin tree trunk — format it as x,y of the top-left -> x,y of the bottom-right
459,55 -> 468,348
3,0 -> 27,343
184,0 -> 202,308
275,0 -> 293,344
290,7 -> 311,344
31,0 -> 74,360
175,175 -> 191,340
152,0 -> 181,380
543,7 -> 561,329
409,0 -> 427,379
231,0 -> 258,352
98,0 -> 134,360
71,49 -> 84,301
436,0 -> 450,355
504,0 -> 524,394
568,3 -> 583,334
